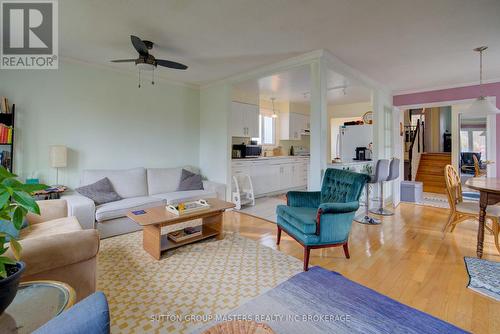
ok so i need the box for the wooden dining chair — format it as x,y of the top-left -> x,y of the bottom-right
443,165 -> 500,253
472,155 -> 486,177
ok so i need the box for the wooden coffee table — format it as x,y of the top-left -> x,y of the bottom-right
127,198 -> 235,260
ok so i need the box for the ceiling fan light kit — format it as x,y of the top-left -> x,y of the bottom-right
467,46 -> 499,114
111,35 -> 188,88
271,97 -> 278,118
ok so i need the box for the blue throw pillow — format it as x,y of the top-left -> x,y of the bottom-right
0,219 -> 28,242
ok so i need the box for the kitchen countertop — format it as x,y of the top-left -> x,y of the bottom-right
232,155 -> 310,161
328,160 -> 374,166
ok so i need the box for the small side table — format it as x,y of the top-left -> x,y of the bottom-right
0,280 -> 76,334
32,186 -> 67,200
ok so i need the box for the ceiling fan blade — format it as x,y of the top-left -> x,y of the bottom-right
111,59 -> 137,63
156,59 -> 188,70
130,35 -> 149,55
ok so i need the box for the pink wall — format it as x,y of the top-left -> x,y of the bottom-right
393,82 -> 500,175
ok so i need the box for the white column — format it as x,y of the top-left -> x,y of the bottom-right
309,59 -> 328,190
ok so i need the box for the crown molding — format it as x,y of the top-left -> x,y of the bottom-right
59,56 -> 200,89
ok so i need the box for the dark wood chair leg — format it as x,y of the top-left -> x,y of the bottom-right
303,247 -> 310,271
343,242 -> 350,259
276,226 -> 282,245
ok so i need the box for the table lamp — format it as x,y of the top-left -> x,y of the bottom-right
50,145 -> 67,185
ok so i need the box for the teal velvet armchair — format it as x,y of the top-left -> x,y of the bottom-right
276,168 -> 369,271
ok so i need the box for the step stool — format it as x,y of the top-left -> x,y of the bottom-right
232,174 -> 255,210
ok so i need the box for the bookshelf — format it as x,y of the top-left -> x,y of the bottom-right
0,99 -> 15,173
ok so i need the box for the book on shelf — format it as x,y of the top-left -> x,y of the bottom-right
0,150 -> 11,171
167,226 -> 202,242
0,97 -> 10,114
0,124 -> 13,144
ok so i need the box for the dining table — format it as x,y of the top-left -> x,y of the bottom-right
465,177 -> 500,258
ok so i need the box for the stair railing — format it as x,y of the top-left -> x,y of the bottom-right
407,119 -> 423,181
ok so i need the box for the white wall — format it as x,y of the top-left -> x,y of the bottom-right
328,101 -> 371,118
199,83 -> 231,189
0,60 -> 200,188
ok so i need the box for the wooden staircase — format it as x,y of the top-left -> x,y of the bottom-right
415,153 -> 451,194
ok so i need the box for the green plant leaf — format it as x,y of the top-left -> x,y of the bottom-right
0,212 -> 11,221
9,239 -> 21,260
2,178 -> 22,189
12,190 -> 40,215
0,167 -> 16,180
20,183 -> 49,193
12,206 -> 26,230
0,256 -> 16,265
0,184 -> 14,196
0,263 -> 6,279
0,257 -> 16,279
0,189 -> 10,208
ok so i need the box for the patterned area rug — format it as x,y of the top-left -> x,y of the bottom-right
464,257 -> 500,301
97,232 -> 302,333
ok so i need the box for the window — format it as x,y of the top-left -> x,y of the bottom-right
252,114 -> 276,145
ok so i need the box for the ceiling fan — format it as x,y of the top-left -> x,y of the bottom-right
111,35 -> 188,87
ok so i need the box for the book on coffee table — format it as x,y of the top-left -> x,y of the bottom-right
167,226 -> 202,242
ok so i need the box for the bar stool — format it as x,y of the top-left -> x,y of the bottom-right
354,159 -> 389,225
370,158 -> 399,216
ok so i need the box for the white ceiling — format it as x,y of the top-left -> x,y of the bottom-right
61,0 -> 500,92
233,66 -> 372,104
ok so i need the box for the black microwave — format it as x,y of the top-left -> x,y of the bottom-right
232,144 -> 262,158
245,145 -> 262,157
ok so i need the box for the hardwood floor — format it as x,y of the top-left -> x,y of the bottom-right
222,203 -> 499,334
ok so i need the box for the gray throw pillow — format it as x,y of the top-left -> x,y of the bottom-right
75,177 -> 122,205
177,169 -> 204,191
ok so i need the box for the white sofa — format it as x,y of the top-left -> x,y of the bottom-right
62,167 -> 225,238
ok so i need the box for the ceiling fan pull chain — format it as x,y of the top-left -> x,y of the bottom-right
138,69 -> 141,88
152,68 -> 155,85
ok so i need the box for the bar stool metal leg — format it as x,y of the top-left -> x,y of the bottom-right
355,183 -> 381,224
370,181 -> 394,216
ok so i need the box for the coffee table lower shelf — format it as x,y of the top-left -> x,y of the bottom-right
160,225 -> 220,251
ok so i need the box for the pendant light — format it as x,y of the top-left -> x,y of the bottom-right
467,46 -> 499,114
271,97 -> 278,118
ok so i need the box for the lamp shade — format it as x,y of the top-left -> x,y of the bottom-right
50,145 -> 67,168
467,96 -> 499,114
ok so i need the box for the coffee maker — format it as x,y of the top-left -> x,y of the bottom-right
355,147 -> 368,161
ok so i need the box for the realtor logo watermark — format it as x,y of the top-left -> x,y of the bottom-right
1,0 -> 58,69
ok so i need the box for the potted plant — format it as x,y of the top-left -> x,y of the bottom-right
0,167 -> 47,314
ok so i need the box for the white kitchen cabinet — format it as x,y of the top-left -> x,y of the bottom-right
292,161 -> 308,187
280,112 -> 310,140
232,157 -> 309,197
279,164 -> 294,190
231,101 -> 259,138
